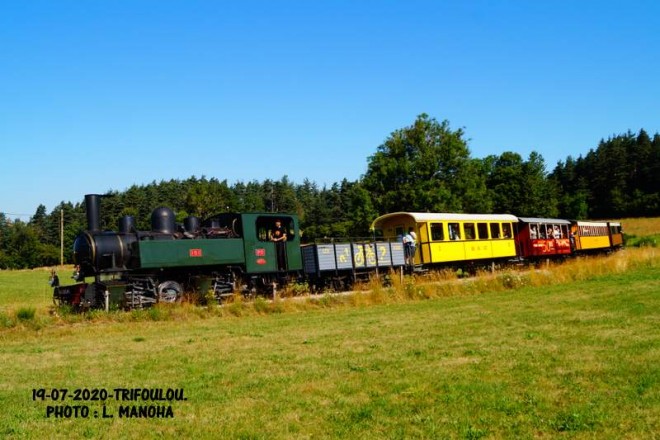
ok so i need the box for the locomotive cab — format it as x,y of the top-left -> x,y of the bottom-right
241,214 -> 302,274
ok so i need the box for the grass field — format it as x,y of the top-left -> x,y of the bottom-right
0,218 -> 658,438
617,216 -> 660,237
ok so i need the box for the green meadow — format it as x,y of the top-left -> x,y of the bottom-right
0,235 -> 658,438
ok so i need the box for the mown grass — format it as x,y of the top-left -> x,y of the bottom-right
0,249 -> 658,438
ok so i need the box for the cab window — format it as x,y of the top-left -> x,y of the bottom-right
256,217 -> 295,242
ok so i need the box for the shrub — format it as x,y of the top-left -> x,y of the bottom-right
632,236 -> 657,247
0,311 -> 15,328
253,297 -> 269,314
16,307 -> 36,322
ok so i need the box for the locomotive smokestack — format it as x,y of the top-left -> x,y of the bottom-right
85,194 -> 102,232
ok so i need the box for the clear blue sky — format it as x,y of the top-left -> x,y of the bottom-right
2,1 -> 659,219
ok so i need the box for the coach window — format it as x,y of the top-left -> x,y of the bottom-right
477,223 -> 488,239
430,223 -> 444,241
448,223 -> 461,240
551,224 -> 561,238
490,223 -> 501,239
530,224 -> 538,239
546,225 -> 553,239
502,223 -> 512,238
464,223 -> 475,240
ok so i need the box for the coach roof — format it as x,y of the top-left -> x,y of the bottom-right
518,217 -> 571,225
371,212 -> 519,229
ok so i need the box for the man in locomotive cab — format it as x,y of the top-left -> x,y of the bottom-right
270,219 -> 288,271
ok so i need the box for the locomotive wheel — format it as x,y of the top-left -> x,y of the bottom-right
157,281 -> 183,303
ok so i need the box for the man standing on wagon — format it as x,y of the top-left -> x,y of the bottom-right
403,227 -> 417,265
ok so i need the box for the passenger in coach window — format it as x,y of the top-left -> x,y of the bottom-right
449,224 -> 460,240
553,225 -> 561,239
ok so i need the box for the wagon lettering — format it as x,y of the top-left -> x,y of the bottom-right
354,248 -> 364,266
365,246 -> 376,265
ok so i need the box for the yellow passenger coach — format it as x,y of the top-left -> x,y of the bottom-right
571,220 -> 624,252
371,212 -> 519,266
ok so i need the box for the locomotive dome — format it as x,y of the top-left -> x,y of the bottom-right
151,207 -> 176,234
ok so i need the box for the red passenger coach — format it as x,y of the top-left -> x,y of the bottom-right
516,217 -> 572,259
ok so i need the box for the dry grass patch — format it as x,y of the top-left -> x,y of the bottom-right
616,216 -> 660,236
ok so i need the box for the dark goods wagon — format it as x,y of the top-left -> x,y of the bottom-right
302,240 -> 405,291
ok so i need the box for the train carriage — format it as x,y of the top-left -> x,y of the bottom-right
301,240 -> 405,290
371,212 -> 518,267
516,217 -> 572,259
571,220 -> 613,253
608,222 -> 624,248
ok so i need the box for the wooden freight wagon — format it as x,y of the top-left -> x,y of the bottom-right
301,240 -> 405,290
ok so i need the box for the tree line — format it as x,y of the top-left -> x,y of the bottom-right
2,114 -> 658,269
